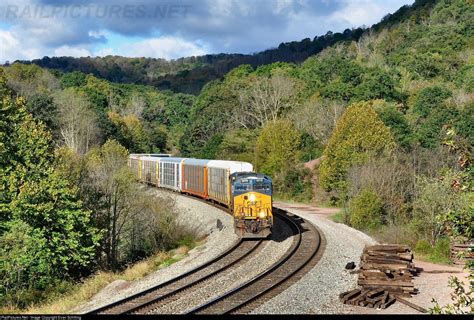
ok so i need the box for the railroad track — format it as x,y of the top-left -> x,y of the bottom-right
87,238 -> 263,314
186,208 -> 323,314
87,190 -> 325,315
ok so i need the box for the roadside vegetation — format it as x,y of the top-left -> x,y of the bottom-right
0,0 -> 472,312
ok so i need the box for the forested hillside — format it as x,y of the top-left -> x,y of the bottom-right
1,0 -> 472,312
11,1 -> 441,94
13,31 -> 364,94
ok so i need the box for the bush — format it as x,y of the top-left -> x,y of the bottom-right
348,188 -> 384,230
430,276 -> 474,314
347,154 -> 414,225
415,239 -> 432,255
432,237 -> 451,264
412,175 -> 464,245
414,237 -> 452,264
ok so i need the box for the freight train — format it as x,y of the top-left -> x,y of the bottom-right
128,154 -> 273,238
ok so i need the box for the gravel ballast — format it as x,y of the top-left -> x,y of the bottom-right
149,215 -> 294,314
251,202 -> 377,314
76,189 -> 239,314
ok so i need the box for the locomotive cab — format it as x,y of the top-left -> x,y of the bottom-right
231,172 -> 273,238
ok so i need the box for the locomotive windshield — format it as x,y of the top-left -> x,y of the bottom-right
233,175 -> 272,194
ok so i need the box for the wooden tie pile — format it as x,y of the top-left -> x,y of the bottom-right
451,242 -> 474,266
340,244 -> 418,309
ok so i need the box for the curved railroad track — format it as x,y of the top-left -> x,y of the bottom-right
186,208 -> 324,314
87,190 -> 325,315
87,237 -> 263,314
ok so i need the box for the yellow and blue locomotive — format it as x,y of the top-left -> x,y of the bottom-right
231,172 -> 273,238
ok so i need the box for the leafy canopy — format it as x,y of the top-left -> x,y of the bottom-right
255,119 -> 301,176
319,100 -> 396,196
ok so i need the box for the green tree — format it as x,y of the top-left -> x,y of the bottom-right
179,79 -> 241,156
373,100 -> 413,149
107,111 -> 148,153
60,71 -> 87,89
200,134 -> 224,159
217,128 -> 259,162
25,93 -> 58,133
255,119 -> 301,176
0,69 -> 98,306
411,86 -> 451,119
319,101 -> 396,198
354,68 -> 400,102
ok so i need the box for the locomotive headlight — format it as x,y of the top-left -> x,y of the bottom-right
249,194 -> 256,202
259,211 -> 266,219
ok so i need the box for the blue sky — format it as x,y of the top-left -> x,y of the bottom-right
0,0 -> 413,63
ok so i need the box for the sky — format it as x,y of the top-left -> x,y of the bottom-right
0,0 -> 414,63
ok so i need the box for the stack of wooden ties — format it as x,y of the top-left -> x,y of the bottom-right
451,242 -> 474,266
340,244 -> 420,310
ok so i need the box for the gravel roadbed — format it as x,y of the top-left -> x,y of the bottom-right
76,189 -> 238,314
149,215 -> 294,314
251,203 -> 376,314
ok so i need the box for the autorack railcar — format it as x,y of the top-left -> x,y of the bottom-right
128,155 -> 273,238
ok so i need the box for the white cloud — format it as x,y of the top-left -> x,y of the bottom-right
0,30 -> 21,62
0,29 -> 42,62
95,47 -> 115,57
0,29 -> 94,63
109,36 -> 210,60
329,0 -> 412,27
53,45 -> 92,57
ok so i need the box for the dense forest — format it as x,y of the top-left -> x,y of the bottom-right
0,0 -> 472,312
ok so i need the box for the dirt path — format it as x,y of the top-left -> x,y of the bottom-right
274,201 -> 471,314
273,201 -> 340,219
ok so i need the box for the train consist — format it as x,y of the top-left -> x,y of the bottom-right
128,154 -> 273,238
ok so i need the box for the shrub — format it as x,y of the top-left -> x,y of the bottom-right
432,237 -> 451,264
348,188 -> 384,230
412,175 -> 465,245
430,276 -> 474,314
414,237 -> 451,264
347,154 -> 414,225
415,239 -> 432,255
371,223 -> 419,247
